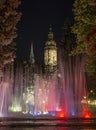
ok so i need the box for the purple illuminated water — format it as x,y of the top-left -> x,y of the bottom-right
0,55 -> 90,118
57,55 -> 88,117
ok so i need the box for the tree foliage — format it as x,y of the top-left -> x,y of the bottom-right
71,0 -> 96,75
0,0 -> 21,76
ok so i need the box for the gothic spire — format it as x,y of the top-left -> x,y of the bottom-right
30,42 -> 35,65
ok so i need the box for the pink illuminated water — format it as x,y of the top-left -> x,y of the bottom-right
57,55 -> 88,117
0,64 -> 13,116
0,55 -> 90,118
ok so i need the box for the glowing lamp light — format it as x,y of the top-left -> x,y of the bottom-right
32,112 -> 37,116
84,113 -> 91,118
57,111 -> 65,118
71,111 -> 75,116
51,111 -> 56,116
59,113 -> 65,118
83,111 -> 92,118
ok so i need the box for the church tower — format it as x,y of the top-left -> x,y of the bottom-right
44,25 -> 57,72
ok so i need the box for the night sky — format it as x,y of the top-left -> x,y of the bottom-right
16,0 -> 74,63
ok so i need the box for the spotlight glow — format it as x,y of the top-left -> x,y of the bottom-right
83,111 -> 92,118
56,110 -> 65,118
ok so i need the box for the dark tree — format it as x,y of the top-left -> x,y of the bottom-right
0,0 -> 21,76
71,0 -> 96,75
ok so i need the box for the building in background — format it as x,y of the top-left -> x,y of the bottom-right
44,25 -> 57,73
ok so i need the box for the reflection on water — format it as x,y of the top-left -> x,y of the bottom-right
0,127 -> 94,130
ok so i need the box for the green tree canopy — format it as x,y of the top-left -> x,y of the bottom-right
72,0 -> 96,75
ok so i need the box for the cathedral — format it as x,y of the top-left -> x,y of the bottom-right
29,25 -> 58,74
44,25 -> 57,72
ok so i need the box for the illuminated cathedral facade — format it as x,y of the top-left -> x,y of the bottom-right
28,25 -> 58,74
44,25 -> 57,72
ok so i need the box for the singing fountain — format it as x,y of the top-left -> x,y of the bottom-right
0,24 -> 92,119
0,54 -> 91,118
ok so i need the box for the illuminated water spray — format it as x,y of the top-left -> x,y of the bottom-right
0,54 -> 90,118
0,25 -> 91,118
57,54 -> 89,117
0,64 -> 14,117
